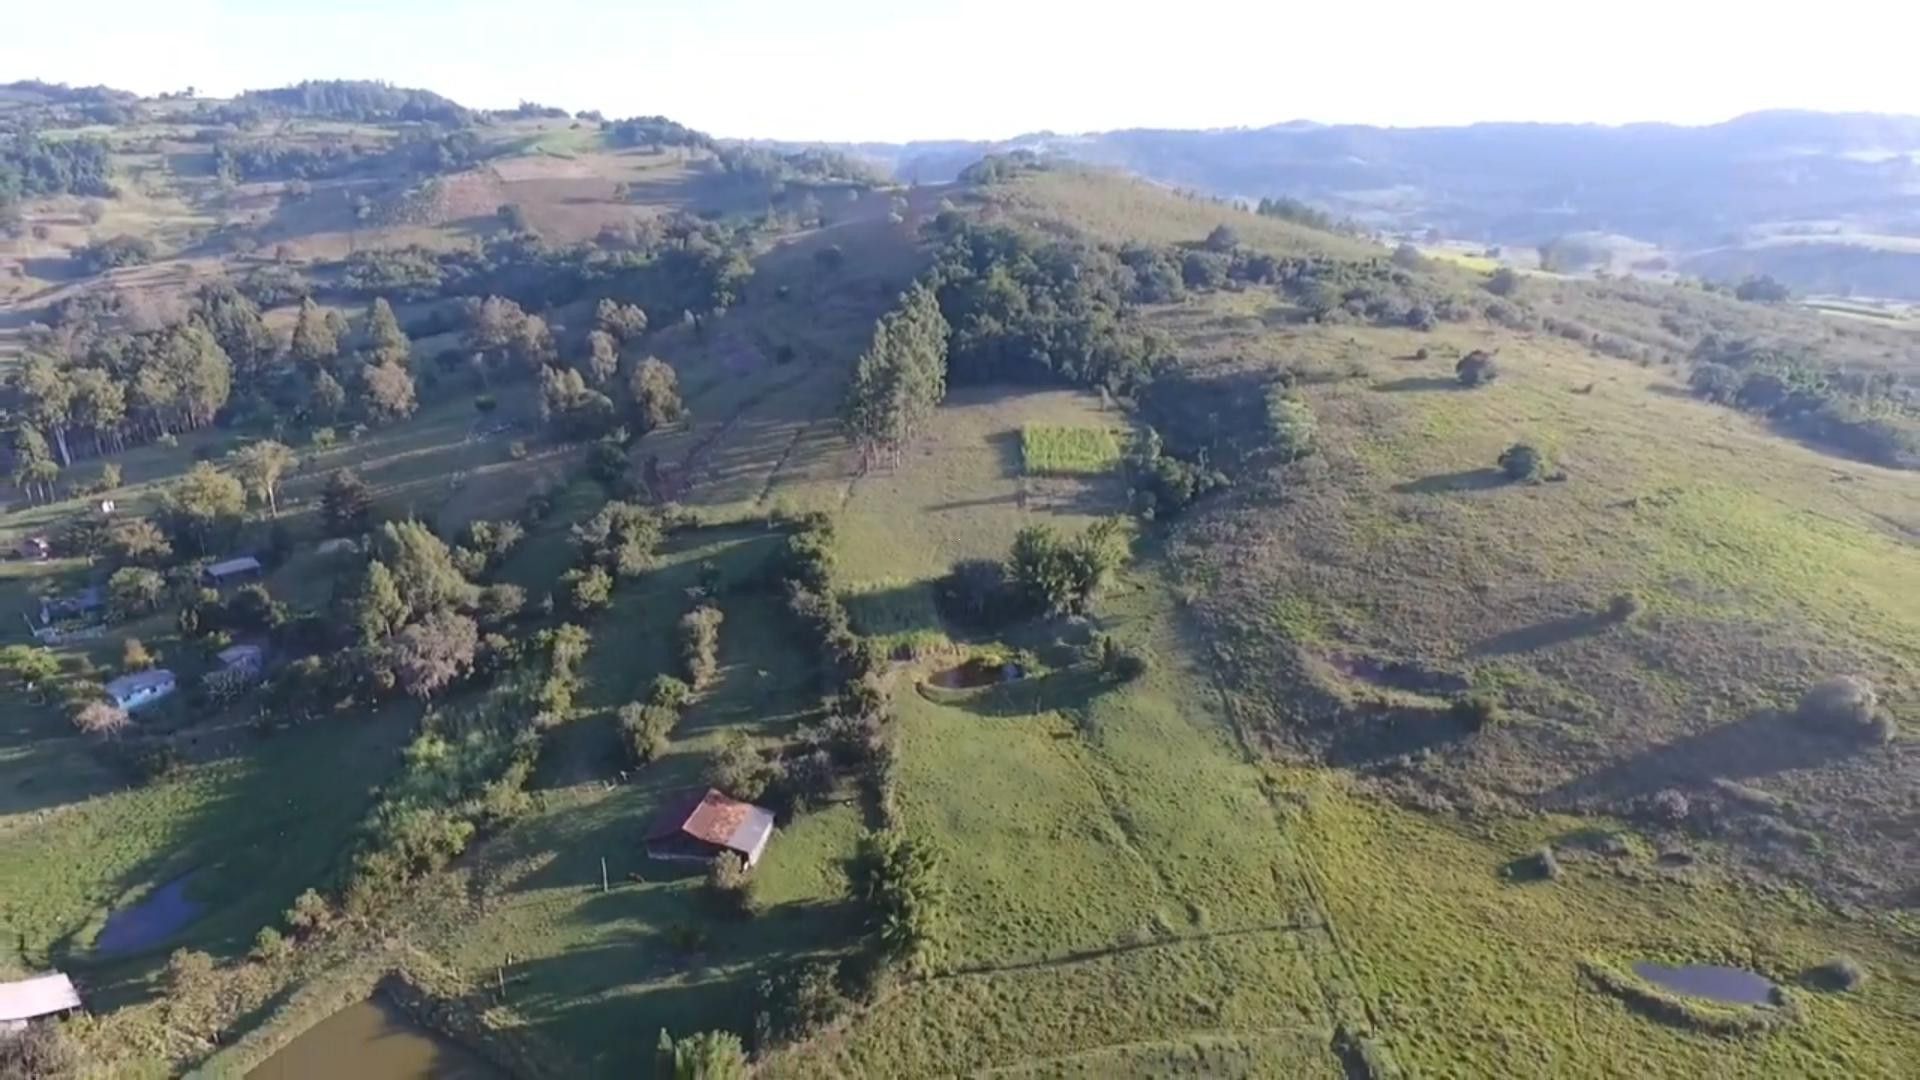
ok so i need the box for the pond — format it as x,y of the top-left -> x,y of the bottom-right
95,873 -> 204,955
1632,962 -> 1780,1005
250,997 -> 502,1079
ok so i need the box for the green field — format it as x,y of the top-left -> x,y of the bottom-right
6,87 -> 1920,1080
1020,424 -> 1123,476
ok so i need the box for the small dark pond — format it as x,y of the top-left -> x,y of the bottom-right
96,873 -> 204,955
1633,962 -> 1779,1005
249,997 -> 501,1079
930,658 -> 1024,689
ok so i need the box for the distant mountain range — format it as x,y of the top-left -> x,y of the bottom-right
772,112 -> 1920,298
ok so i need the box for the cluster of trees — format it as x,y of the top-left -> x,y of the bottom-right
607,115 -> 715,151
0,132 -> 115,204
1687,336 -> 1920,468
925,217 -> 1170,394
335,215 -> 756,318
1254,195 -> 1348,233
715,144 -> 883,188
843,283 -> 948,470
956,150 -> 1049,184
233,80 -> 474,126
619,674 -> 691,765
5,287 -> 424,504
212,129 -> 484,183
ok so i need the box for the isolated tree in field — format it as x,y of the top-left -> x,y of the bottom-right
108,566 -> 166,620
375,519 -> 478,619
288,297 -> 339,369
1497,442 -> 1547,482
540,366 -> 618,439
1391,243 -> 1426,269
705,850 -> 752,915
1485,267 -> 1521,296
229,439 -> 296,517
628,357 -> 685,432
843,282 -> 949,470
595,298 -> 649,342
354,559 -> 409,644
1203,223 -> 1239,252
654,1029 -> 748,1080
849,828 -> 947,974
387,609 -> 479,699
321,468 -> 374,534
1797,675 -> 1889,742
0,645 -> 62,690
583,329 -> 620,384
563,564 -> 614,614
160,462 -> 247,554
73,700 -> 130,737
1456,349 -> 1500,387
1006,517 -> 1130,616
359,360 -> 418,422
1265,392 -> 1317,461
365,296 -> 411,367
619,701 -> 679,764
121,636 -> 153,672
680,604 -> 725,689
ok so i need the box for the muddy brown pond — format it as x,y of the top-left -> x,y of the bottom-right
249,997 -> 501,1079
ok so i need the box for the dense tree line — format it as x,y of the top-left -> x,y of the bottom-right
0,132 -> 115,203
1687,335 -> 1920,467
843,283 -> 949,469
212,129 -> 483,183
4,287 -> 421,495
233,80 -> 474,126
607,115 -> 715,151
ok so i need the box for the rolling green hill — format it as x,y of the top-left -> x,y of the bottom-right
2,85 -> 1918,1079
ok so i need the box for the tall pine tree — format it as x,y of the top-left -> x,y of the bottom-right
844,283 -> 948,471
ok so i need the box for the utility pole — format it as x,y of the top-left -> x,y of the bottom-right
601,856 -> 609,893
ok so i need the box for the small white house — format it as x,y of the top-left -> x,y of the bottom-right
0,971 -> 81,1033
104,669 -> 177,711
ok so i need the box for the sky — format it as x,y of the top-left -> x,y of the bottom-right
4,0 -> 1919,142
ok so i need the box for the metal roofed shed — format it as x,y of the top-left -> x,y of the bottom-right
644,788 -> 776,867
0,971 -> 81,1028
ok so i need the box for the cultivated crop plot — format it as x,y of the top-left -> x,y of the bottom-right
2,34 -> 1918,1080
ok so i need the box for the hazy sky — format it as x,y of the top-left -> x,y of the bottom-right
5,1 -> 1919,141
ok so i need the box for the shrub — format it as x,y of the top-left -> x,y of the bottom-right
1642,788 -> 1691,825
1485,267 -> 1521,296
1509,845 -> 1561,882
655,1029 -> 748,1080
1094,634 -> 1148,682
1796,676 -> 1887,742
1455,349 -> 1499,386
1804,956 -> 1866,993
1606,592 -> 1644,623
250,925 -> 291,963
647,674 -> 692,709
72,700 -> 130,737
1497,443 -> 1547,482
754,958 -> 848,1049
121,636 -> 154,673
618,701 -> 678,765
707,730 -> 777,800
679,604 -> 725,689
705,851 -> 753,916
1449,693 -> 1502,732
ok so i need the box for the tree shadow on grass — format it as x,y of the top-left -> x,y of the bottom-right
1391,468 -> 1508,495
939,667 -> 1110,720
1324,706 -> 1475,767
1472,612 -> 1612,656
1372,376 -> 1465,393
1548,710 -> 1868,805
